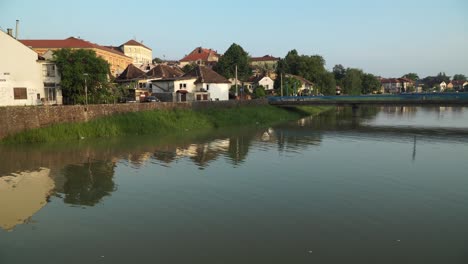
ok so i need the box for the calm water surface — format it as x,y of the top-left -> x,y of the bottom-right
1,106 -> 468,264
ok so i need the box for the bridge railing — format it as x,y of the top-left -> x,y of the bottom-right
267,93 -> 468,104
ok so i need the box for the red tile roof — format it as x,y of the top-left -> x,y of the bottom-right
116,64 -> 145,81
251,55 -> 279,62
145,64 -> 184,79
180,47 -> 219,62
120,39 -> 152,51
20,37 -> 130,58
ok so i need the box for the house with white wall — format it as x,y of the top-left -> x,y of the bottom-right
0,29 -> 62,106
151,66 -> 230,102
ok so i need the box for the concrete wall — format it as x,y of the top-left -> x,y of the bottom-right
0,30 -> 44,106
0,99 -> 268,140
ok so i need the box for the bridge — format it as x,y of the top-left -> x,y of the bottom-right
267,93 -> 468,106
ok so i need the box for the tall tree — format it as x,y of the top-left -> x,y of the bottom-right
453,74 -> 467,81
361,73 -> 381,94
317,71 -> 337,95
436,72 -> 450,83
402,73 -> 419,81
214,43 -> 251,80
333,64 -> 346,86
53,48 -> 111,104
343,68 -> 362,95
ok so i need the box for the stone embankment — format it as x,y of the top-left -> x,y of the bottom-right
0,99 -> 268,140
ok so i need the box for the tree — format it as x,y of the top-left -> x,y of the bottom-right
253,86 -> 266,98
402,73 -> 419,81
316,71 -> 336,95
453,74 -> 467,81
436,72 -> 450,83
214,43 -> 251,80
152,57 -> 163,64
333,64 -> 346,86
182,63 -> 196,73
343,68 -> 362,95
361,73 -> 381,94
53,48 -> 111,104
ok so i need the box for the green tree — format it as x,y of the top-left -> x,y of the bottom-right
316,71 -> 336,95
253,86 -> 266,98
182,63 -> 196,73
436,72 -> 450,83
402,73 -> 419,81
361,73 -> 381,94
53,48 -> 111,104
152,57 -> 163,64
453,74 -> 467,81
343,68 -> 362,95
214,43 -> 251,80
333,64 -> 346,86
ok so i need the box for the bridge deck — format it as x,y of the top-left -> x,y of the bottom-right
268,93 -> 468,106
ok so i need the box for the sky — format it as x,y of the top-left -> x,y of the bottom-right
1,0 -> 467,78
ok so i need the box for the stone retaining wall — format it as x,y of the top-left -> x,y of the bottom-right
0,99 -> 268,139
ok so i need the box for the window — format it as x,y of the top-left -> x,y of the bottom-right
44,83 -> 57,101
265,85 -> 269,89
183,83 -> 187,88
14,87 -> 27,100
42,64 -> 56,77
179,83 -> 183,89
206,84 -> 210,90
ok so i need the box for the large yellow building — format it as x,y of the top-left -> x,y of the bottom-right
117,39 -> 153,66
20,37 -> 133,76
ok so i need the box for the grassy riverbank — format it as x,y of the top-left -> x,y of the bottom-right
1,105 -> 332,144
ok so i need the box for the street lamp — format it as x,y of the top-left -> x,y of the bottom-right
83,73 -> 89,105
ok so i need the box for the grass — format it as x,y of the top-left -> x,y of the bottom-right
1,105 -> 332,144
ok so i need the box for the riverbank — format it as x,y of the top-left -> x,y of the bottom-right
1,105 -> 332,144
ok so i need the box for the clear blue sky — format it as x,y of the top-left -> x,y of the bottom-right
1,0 -> 467,78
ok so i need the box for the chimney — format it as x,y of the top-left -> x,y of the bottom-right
15,20 -> 19,39
7,28 -> 13,37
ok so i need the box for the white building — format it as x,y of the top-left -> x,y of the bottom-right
0,29 -> 62,106
119,40 -> 153,66
152,66 -> 230,102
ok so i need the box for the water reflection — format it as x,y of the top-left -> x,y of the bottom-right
1,106 -> 467,231
0,168 -> 54,231
61,160 -> 116,206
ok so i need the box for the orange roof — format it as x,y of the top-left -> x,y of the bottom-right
180,47 -> 219,62
20,37 -> 130,58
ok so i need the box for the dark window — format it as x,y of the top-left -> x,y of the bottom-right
13,88 -> 27,100
183,83 -> 187,88
179,83 -> 182,89
203,94 -> 208,100
206,84 -> 210,90
196,94 -> 202,101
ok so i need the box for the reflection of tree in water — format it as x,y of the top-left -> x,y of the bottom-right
61,160 -> 116,206
190,145 -> 220,169
226,135 -> 253,165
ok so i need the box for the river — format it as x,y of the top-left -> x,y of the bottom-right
1,106 -> 468,264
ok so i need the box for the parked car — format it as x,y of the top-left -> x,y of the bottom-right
119,97 -> 136,103
144,96 -> 160,102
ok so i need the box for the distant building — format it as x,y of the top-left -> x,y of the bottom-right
179,47 -> 220,68
285,74 -> 314,95
117,39 -> 153,66
0,29 -> 62,106
250,55 -> 279,71
20,37 -> 133,76
244,74 -> 274,94
380,78 -> 414,94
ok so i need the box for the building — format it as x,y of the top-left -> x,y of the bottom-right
0,29 -> 62,106
250,55 -> 279,71
152,65 -> 230,102
179,47 -> 220,68
285,74 -> 314,95
20,37 -> 133,76
244,74 -> 274,94
117,39 -> 152,66
380,78 -> 414,94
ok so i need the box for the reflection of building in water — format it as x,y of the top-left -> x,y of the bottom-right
0,168 -> 54,231
380,106 -> 418,117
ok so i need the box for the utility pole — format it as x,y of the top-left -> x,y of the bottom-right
83,73 -> 89,106
235,65 -> 238,99
280,73 -> 283,97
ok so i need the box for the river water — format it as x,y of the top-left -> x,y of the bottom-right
1,106 -> 468,264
